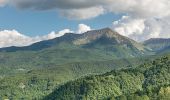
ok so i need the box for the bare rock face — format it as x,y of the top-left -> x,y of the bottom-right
73,28 -> 147,52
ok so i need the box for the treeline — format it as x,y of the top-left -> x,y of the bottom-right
45,56 -> 170,100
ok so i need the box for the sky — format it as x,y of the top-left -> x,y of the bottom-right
0,0 -> 170,47
0,6 -> 122,36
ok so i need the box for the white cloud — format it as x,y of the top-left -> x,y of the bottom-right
77,24 -> 91,34
0,30 -> 37,48
113,16 -> 145,36
109,0 -> 170,41
43,29 -> 73,40
107,0 -> 170,19
0,24 -> 91,48
59,6 -> 105,20
106,0 -> 170,41
112,16 -> 170,41
0,29 -> 71,48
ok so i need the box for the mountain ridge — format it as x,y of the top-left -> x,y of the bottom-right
144,38 -> 170,52
0,28 -> 148,55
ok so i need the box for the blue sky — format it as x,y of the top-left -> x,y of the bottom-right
0,6 -> 122,36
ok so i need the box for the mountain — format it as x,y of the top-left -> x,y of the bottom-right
157,46 -> 170,54
0,28 -> 152,73
45,55 -> 170,100
0,28 -> 170,99
73,28 -> 149,55
0,28 -> 154,74
0,28 -> 149,57
0,33 -> 80,52
144,38 -> 170,52
0,28 -> 151,68
0,28 -> 169,99
0,28 -> 154,99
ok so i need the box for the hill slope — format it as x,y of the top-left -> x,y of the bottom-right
45,55 -> 170,100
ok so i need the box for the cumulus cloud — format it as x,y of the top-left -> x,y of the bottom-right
0,30 -> 37,48
77,24 -> 91,34
44,29 -> 73,40
0,29 -> 69,48
113,16 -> 145,36
59,6 -> 105,20
113,16 -> 170,41
0,24 -> 91,48
109,0 -> 170,41
107,0 -> 170,18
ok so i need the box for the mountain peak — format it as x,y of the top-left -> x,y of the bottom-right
73,27 -> 127,45
86,28 -> 118,35
98,27 -> 114,32
72,27 -> 147,52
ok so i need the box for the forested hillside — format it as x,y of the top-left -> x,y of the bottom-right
0,57 -> 151,100
45,55 -> 170,100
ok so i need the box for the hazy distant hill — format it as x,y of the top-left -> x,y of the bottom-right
144,38 -> 170,51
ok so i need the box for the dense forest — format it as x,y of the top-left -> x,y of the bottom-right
45,55 -> 170,100
0,57 -> 150,100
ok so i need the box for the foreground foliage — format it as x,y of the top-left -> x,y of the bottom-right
45,55 -> 170,100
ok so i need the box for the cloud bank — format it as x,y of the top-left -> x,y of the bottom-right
3,0 -> 109,19
0,24 -> 91,48
113,16 -> 170,41
2,0 -> 169,19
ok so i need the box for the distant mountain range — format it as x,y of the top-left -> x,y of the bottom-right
144,38 -> 170,53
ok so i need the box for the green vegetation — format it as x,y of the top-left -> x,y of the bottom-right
0,57 -> 150,99
0,28 -> 170,99
45,55 -> 170,100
